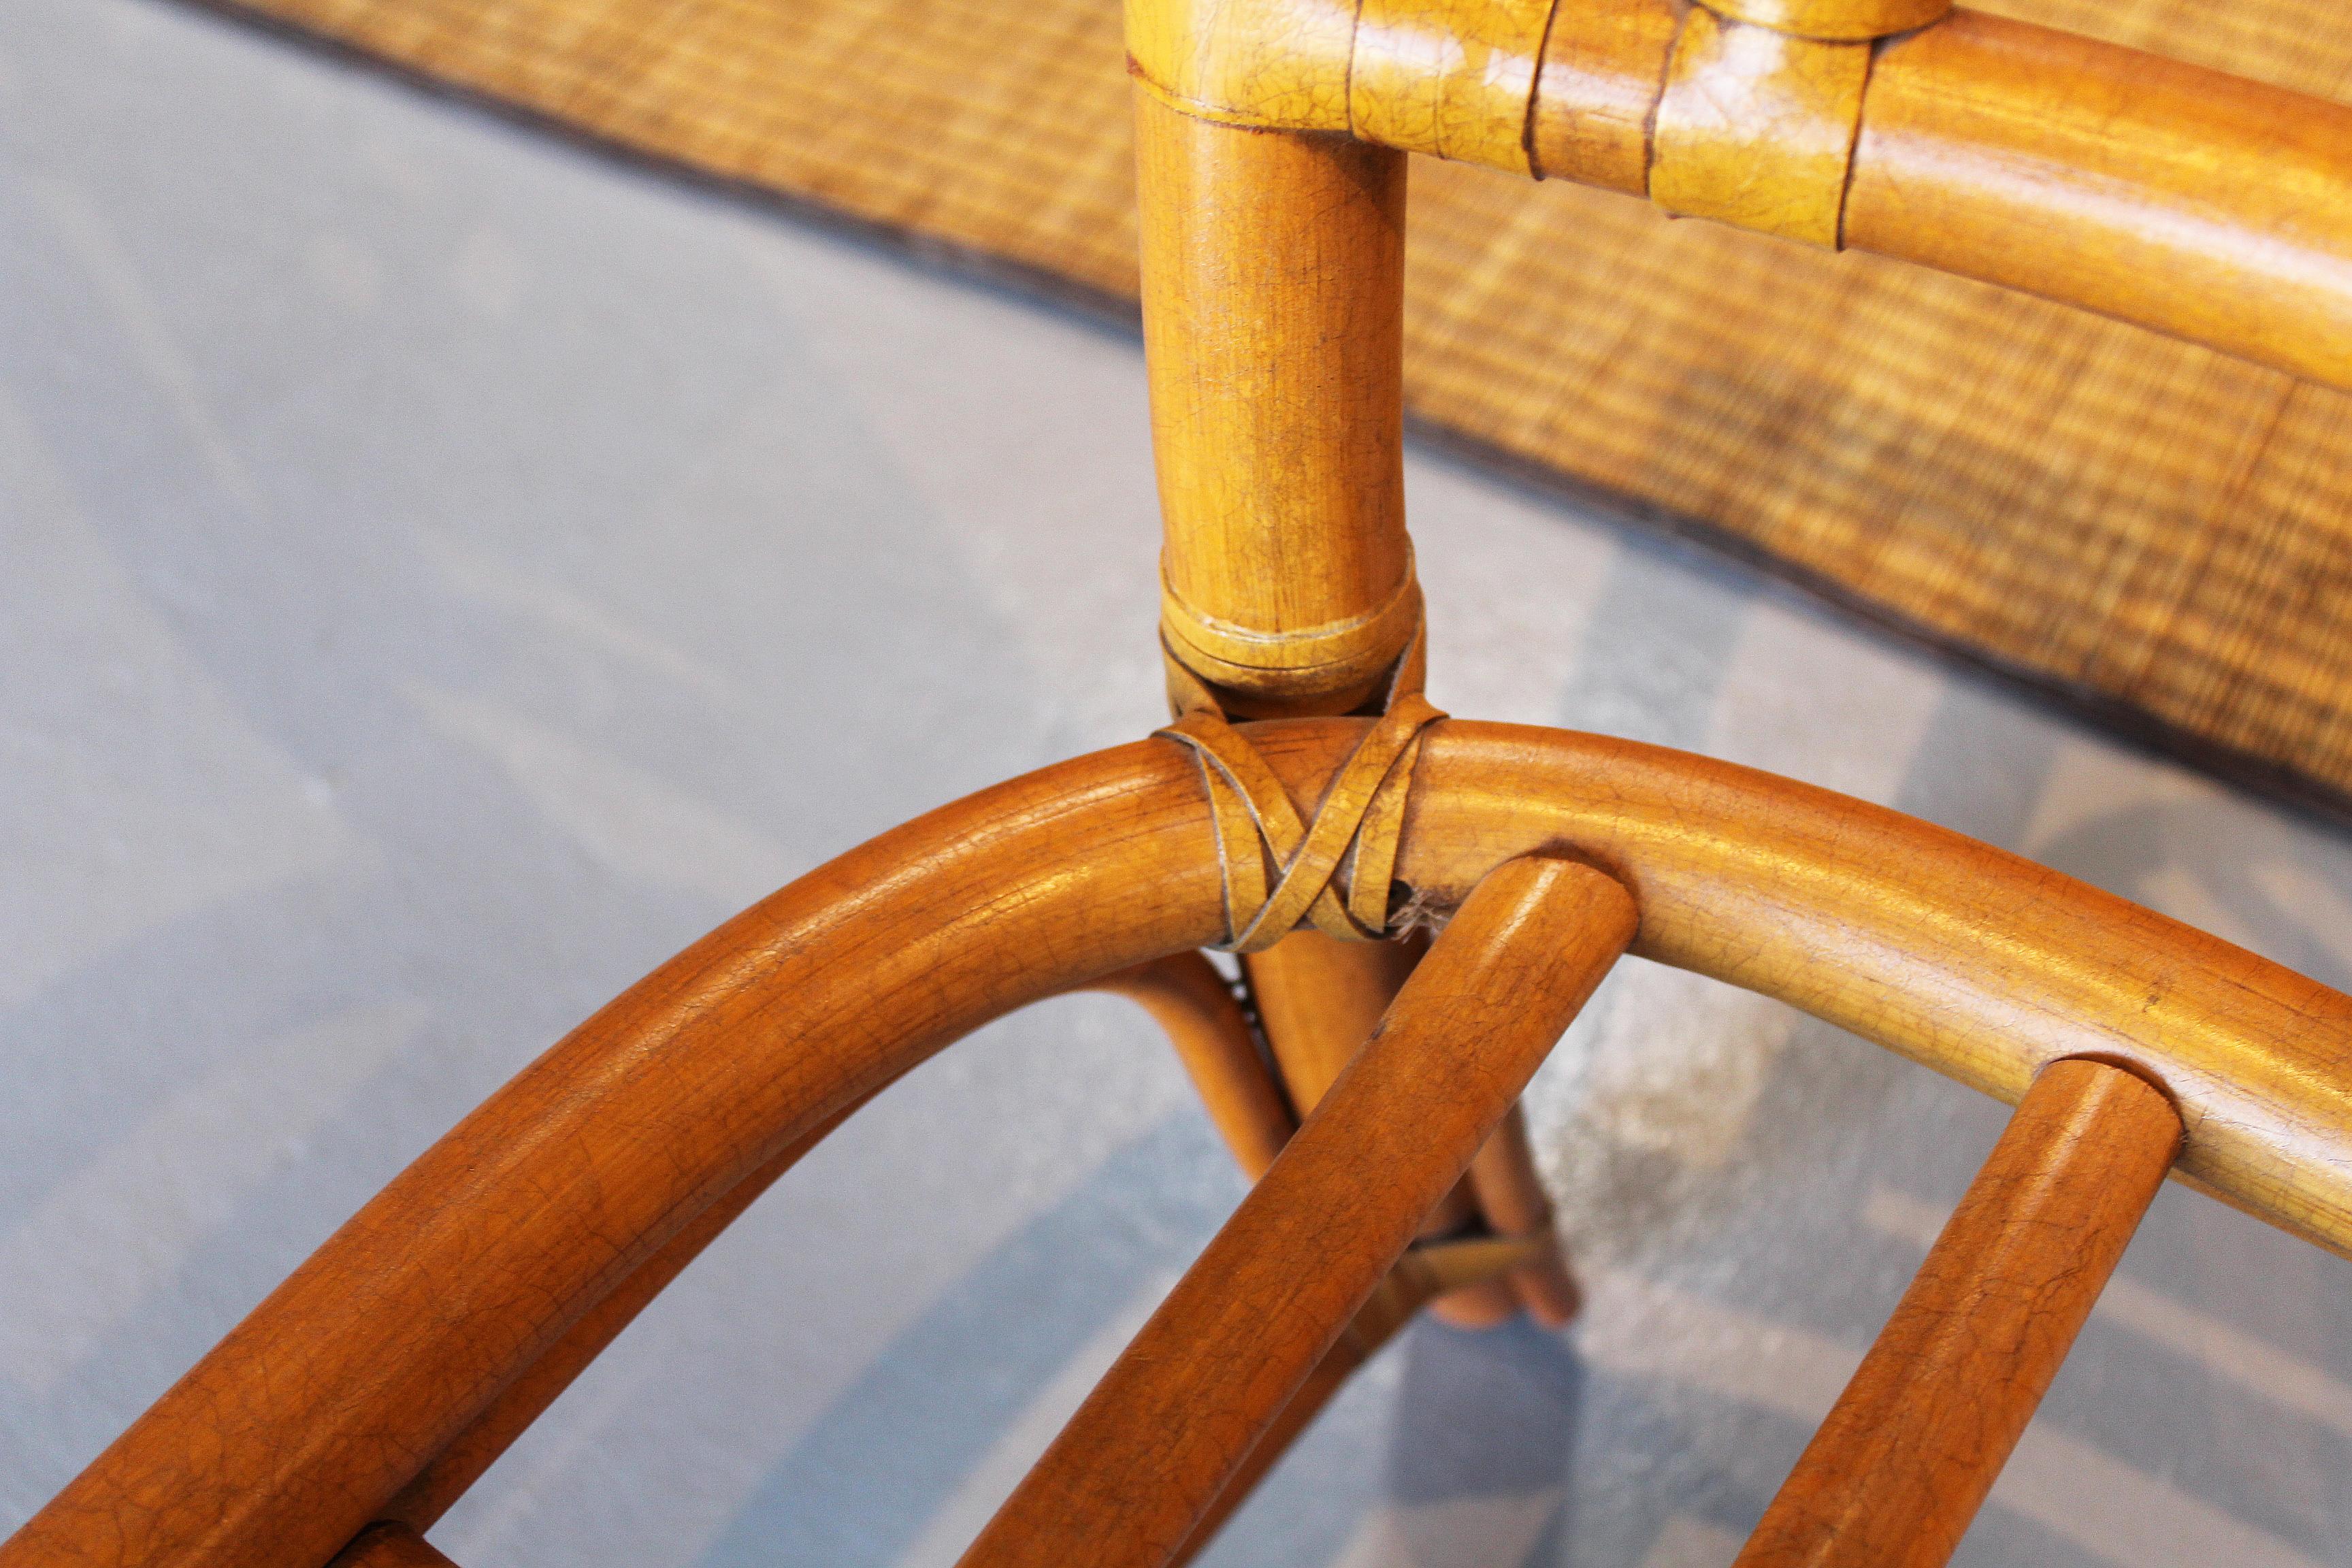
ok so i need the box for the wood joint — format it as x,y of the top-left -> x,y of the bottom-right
1126,0 -> 1556,174
1650,6 -> 1872,247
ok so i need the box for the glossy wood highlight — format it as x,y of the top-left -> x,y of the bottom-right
1350,0 -> 1554,173
1733,1059 -> 2181,1567
1709,0 -> 1948,42
1844,10 -> 2352,391
1136,91 -> 1416,713
956,857 -> 1639,1568
1649,8 -> 1871,248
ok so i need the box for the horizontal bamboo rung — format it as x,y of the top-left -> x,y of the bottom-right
1350,0 -> 1554,173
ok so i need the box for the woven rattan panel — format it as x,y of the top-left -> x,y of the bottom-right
210,0 -> 2352,808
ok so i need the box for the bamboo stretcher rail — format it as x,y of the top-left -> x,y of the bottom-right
10,720 -> 2352,1568
1733,1058 -> 2183,1568
956,856 -> 1638,1568
1128,0 -> 2352,393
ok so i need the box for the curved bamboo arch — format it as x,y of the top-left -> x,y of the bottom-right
1,739 -> 1230,1568
10,719 -> 2352,1568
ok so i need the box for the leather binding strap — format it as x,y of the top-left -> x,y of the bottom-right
1156,623 -> 1444,953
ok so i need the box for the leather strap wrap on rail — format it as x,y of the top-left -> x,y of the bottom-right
1156,627 -> 1442,951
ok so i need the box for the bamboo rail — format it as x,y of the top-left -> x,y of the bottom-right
12,3 -> 2352,1552
1733,1059 -> 2184,1567
1129,0 -> 2352,392
957,857 -> 1637,1568
10,721 -> 2352,1567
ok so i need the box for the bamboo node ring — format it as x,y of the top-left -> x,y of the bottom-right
1158,555 -> 1425,687
1156,625 -> 1442,952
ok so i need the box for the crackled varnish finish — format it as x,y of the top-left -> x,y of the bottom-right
12,0 -> 2352,1559
1128,0 -> 2352,388
10,724 -> 2352,1567
956,857 -> 1638,1568
1735,1060 -> 2183,1567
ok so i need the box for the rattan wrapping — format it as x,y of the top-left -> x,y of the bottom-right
211,0 -> 2352,809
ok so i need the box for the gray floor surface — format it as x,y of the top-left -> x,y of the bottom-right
5,3 -> 2351,1565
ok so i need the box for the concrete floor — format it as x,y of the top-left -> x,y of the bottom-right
3,3 -> 2351,1565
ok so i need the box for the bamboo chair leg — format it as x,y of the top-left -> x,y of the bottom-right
1733,1058 -> 2183,1568
329,1523 -> 459,1567
956,857 -> 1637,1568
1087,955 -> 1294,1179
1245,932 -> 1520,1324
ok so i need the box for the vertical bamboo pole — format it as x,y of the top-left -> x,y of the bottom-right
1136,88 -> 1548,1330
1733,1059 -> 2182,1568
1136,91 -> 1414,719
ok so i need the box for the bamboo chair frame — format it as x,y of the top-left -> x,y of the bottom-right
7,0 -> 2352,1563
